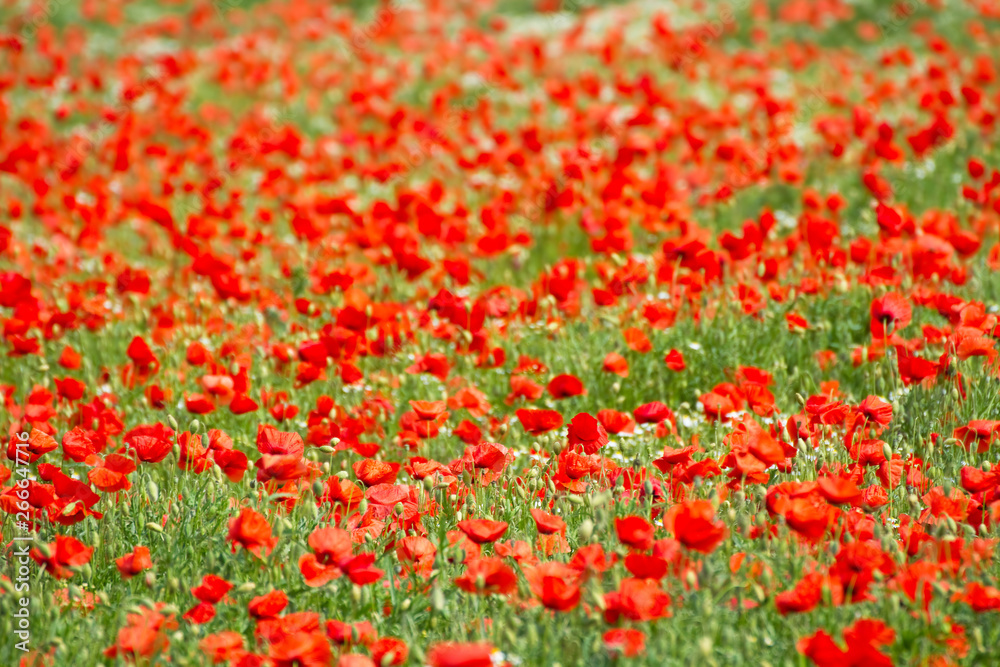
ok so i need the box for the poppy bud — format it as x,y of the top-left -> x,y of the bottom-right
431,585 -> 445,611
189,419 -> 202,433
319,445 -> 336,453
401,598 -> 411,611
352,584 -> 363,604
144,572 -> 156,588
146,480 -> 160,502
168,414 -> 179,431
578,519 -> 594,542
882,442 -> 892,461
146,522 -> 163,533
973,627 -> 985,652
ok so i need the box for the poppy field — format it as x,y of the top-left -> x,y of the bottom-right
3,0 -> 1000,664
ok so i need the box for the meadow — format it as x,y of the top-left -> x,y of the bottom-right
2,0 -> 1000,664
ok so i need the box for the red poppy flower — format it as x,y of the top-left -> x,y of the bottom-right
604,628 -> 646,657
953,420 -> 1000,453
227,507 -> 277,557
797,618 -> 894,667
960,582 -> 1000,612
602,352 -> 629,377
664,349 -> 686,371
567,412 -> 608,453
623,327 -> 652,353
31,535 -> 94,579
409,400 -> 448,420
516,408 -> 564,435
530,508 -> 567,535
604,577 -> 672,622
370,637 -> 408,666
268,631 -> 332,667
597,409 -> 635,434
115,545 -> 153,579
664,500 -> 727,553
353,459 -> 400,486
426,642 -> 493,667
547,374 -> 586,399
192,574 -> 232,604
454,557 -> 518,595
249,590 -> 288,619
870,292 -> 912,337
776,572 -> 844,615
88,454 -> 137,493
857,395 -> 893,426
126,336 -> 158,368
615,516 -> 655,550
633,401 -> 673,425
124,423 -> 176,464
457,519 -> 508,544
525,561 -> 581,611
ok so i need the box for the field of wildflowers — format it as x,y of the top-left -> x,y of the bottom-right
2,0 -> 1000,664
